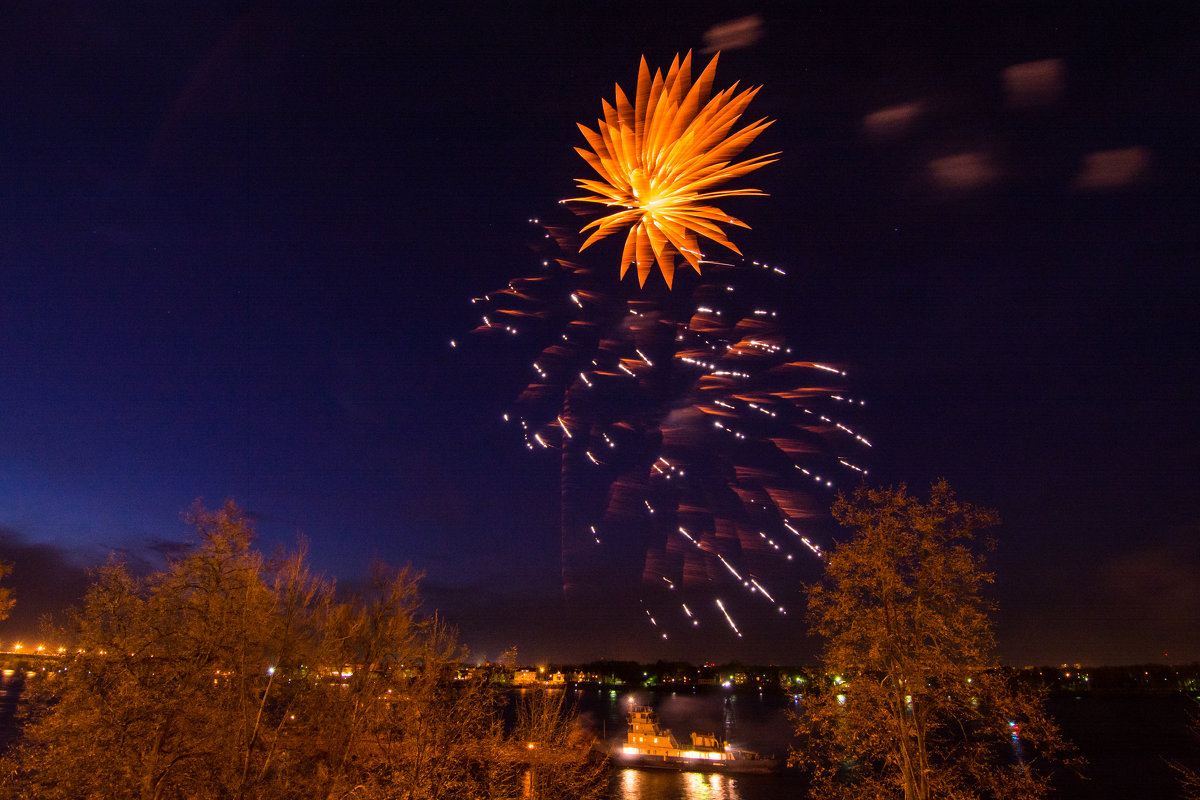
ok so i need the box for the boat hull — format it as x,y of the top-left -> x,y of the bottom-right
609,746 -> 780,774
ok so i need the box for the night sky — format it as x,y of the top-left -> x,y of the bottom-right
2,3 -> 1197,666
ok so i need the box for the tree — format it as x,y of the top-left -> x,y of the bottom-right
0,502 -> 313,800
0,559 -> 12,621
313,564 -> 508,800
0,502 -> 606,800
509,689 -> 608,800
793,481 -> 1079,800
1172,701 -> 1200,800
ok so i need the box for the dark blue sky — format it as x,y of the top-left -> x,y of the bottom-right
1,3 -> 1197,665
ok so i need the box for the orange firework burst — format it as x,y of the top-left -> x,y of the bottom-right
571,51 -> 778,288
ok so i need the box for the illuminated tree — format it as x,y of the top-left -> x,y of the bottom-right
0,503 -> 604,800
1172,704 -> 1200,800
794,481 -> 1079,800
0,559 -> 12,621
0,503 -> 323,799
510,689 -> 608,800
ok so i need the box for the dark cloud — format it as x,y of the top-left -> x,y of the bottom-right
1098,531 -> 1200,643
0,527 -> 92,643
144,537 -> 192,561
996,524 -> 1200,665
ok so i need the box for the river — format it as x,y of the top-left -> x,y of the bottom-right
576,686 -> 1199,800
2,672 -> 1195,798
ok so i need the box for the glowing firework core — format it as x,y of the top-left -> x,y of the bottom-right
571,51 -> 778,288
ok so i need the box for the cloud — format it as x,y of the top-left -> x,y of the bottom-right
144,537 -> 192,560
1003,526 -> 1200,665
0,526 -> 92,642
1100,535 -> 1200,612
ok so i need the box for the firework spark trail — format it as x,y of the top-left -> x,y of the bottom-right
715,598 -> 742,638
466,223 -> 870,638
463,53 -> 868,641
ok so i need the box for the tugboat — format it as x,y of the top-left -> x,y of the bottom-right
614,705 -> 779,773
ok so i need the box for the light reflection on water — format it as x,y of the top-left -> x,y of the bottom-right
614,768 -> 743,800
609,765 -> 805,800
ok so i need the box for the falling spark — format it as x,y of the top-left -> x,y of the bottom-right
715,599 -> 742,637
717,555 -> 743,581
749,578 -> 776,602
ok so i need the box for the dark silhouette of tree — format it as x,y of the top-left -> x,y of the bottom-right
793,481 -> 1079,800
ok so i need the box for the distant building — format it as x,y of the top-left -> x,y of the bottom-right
724,671 -> 748,686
